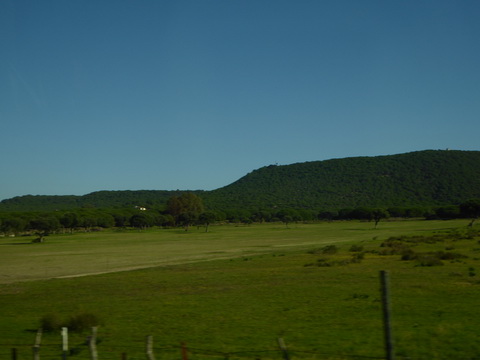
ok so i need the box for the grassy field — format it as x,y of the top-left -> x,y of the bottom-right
1,219 -> 480,359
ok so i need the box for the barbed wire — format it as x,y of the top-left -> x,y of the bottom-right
0,342 -> 407,360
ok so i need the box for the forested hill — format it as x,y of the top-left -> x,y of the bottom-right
1,150 -> 480,212
205,150 -> 480,210
0,190 -> 203,212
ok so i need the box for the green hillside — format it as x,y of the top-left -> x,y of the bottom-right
1,150 -> 479,212
0,190 -> 203,212
205,149 -> 480,210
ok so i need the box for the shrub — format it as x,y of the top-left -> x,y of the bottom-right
401,250 -> 466,264
350,252 -> 365,263
469,267 -> 476,277
307,245 -> 338,255
66,313 -> 100,332
321,245 -> 338,254
383,234 -> 446,245
435,251 -> 468,260
380,240 -> 412,255
40,312 -> 100,333
417,255 -> 443,267
401,249 -> 417,260
316,258 -> 331,267
40,313 -> 62,332
315,255 -> 362,267
349,244 -> 364,252
350,293 -> 369,300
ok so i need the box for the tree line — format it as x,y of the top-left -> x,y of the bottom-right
0,193 -> 210,239
1,194 -> 479,240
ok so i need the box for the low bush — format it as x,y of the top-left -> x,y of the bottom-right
321,245 -> 338,254
39,312 -> 101,333
400,248 -> 417,260
350,252 -> 365,263
469,267 -> 476,277
379,240 -> 412,255
40,313 -> 62,332
316,258 -> 331,267
349,244 -> 364,252
67,313 -> 101,332
307,245 -> 338,255
416,255 -> 444,267
401,250 -> 467,263
435,251 -> 468,260
312,254 -> 363,267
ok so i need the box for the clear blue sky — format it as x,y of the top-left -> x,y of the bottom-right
1,0 -> 479,201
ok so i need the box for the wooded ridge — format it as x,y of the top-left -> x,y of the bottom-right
1,150 -> 479,212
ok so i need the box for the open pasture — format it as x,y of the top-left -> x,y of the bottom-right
0,220 -> 465,284
1,220 -> 480,359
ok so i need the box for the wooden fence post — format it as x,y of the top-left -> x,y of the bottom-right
33,328 -> 42,360
146,335 -> 156,360
121,352 -> 127,360
33,345 -> 40,360
380,270 -> 395,360
11,348 -> 17,360
61,327 -> 68,360
277,338 -> 290,360
181,342 -> 188,360
89,327 -> 98,360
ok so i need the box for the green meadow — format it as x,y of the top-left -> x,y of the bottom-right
1,220 -> 480,359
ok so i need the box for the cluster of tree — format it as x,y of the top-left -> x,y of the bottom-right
211,200 -> 480,226
430,199 -> 480,225
0,193 -> 214,238
1,195 -> 480,240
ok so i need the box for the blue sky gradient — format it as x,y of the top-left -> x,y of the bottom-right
1,0 -> 479,200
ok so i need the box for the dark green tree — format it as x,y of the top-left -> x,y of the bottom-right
113,213 -> 129,227
317,210 -> 337,221
199,211 -> 217,232
166,193 -> 204,230
224,209 -> 251,223
161,214 -> 175,227
405,207 -> 430,218
298,209 -> 315,222
435,205 -> 461,219
130,213 -> 154,230
0,217 -> 26,236
460,199 -> 480,227
372,208 -> 389,229
96,213 -> 115,228
78,216 -> 97,231
59,212 -> 79,233
178,211 -> 198,231
276,209 -> 299,228
348,207 -> 372,221
338,208 -> 355,220
252,210 -> 272,223
29,216 -> 61,242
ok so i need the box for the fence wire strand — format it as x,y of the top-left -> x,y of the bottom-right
0,341 -> 402,360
